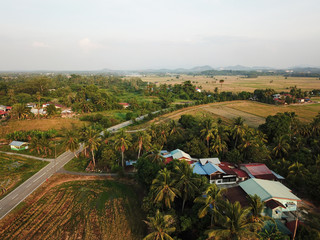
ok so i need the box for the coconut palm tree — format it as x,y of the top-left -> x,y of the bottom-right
12,103 -> 31,120
206,200 -> 262,240
288,162 -> 309,179
62,128 -> 79,157
114,129 -> 132,167
168,120 -> 182,136
211,132 -> 228,156
174,161 -> 201,212
83,127 -> 101,167
200,119 -> 217,150
247,194 -> 270,226
39,137 -> 53,156
135,131 -> 151,160
194,184 -> 225,226
151,168 -> 180,209
143,209 -> 175,240
46,104 -> 58,117
147,144 -> 164,164
29,136 -> 42,155
231,117 -> 246,149
272,135 -> 290,158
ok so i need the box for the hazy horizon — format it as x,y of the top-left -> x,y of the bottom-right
1,0 -> 320,71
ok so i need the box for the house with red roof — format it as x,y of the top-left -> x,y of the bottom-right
0,110 -> 7,118
239,163 -> 284,181
119,102 -> 130,109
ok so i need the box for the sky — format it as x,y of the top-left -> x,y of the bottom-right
1,0 -> 320,71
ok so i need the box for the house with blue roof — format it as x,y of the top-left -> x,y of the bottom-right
192,161 -> 227,184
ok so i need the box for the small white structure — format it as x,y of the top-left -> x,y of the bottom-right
9,141 -> 29,151
199,158 -> 221,165
170,149 -> 191,161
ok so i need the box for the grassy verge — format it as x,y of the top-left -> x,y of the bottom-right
0,153 -> 48,199
63,156 -> 90,172
0,143 -> 65,159
0,178 -> 145,240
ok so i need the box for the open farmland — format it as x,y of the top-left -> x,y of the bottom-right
128,100 -> 320,129
0,175 -> 145,240
140,75 -> 320,92
0,118 -> 86,136
0,153 -> 48,199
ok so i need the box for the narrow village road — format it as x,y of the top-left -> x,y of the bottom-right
0,151 -> 53,161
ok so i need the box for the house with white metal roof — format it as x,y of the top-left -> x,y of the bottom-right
171,149 -> 191,161
239,178 -> 300,219
9,141 -> 29,151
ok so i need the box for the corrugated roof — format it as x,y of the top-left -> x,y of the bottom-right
271,170 -> 285,180
192,162 -> 225,175
9,141 -> 28,147
199,158 -> 220,165
192,162 -> 207,175
242,163 -> 273,176
239,178 -> 300,202
171,149 -> 191,160
232,168 -> 249,178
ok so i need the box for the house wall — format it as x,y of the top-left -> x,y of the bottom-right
275,199 -> 298,212
266,207 -> 283,219
10,145 -> 28,151
211,175 -> 237,185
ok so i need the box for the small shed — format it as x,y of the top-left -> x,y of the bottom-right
9,141 -> 29,151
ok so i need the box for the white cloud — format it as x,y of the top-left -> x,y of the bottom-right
32,41 -> 49,48
78,38 -> 103,52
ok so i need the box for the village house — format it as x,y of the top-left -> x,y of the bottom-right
9,141 -> 29,151
119,102 -> 130,109
42,102 -> 64,109
0,105 -> 12,112
239,163 -> 284,181
195,87 -> 202,93
239,179 -> 300,215
160,149 -> 195,164
0,110 -> 7,118
225,178 -> 300,236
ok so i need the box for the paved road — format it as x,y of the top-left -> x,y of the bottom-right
101,110 -> 162,135
0,147 -> 82,220
0,109 -> 165,220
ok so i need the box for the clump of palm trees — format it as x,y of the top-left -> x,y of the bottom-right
141,163 -> 275,240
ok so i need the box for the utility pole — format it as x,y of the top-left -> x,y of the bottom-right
54,142 -> 56,173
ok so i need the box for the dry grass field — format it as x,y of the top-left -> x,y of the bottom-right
0,118 -> 86,136
140,75 -> 320,92
0,174 -> 145,240
128,100 -> 320,129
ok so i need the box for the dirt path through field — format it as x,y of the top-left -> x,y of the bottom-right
202,106 -> 266,128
